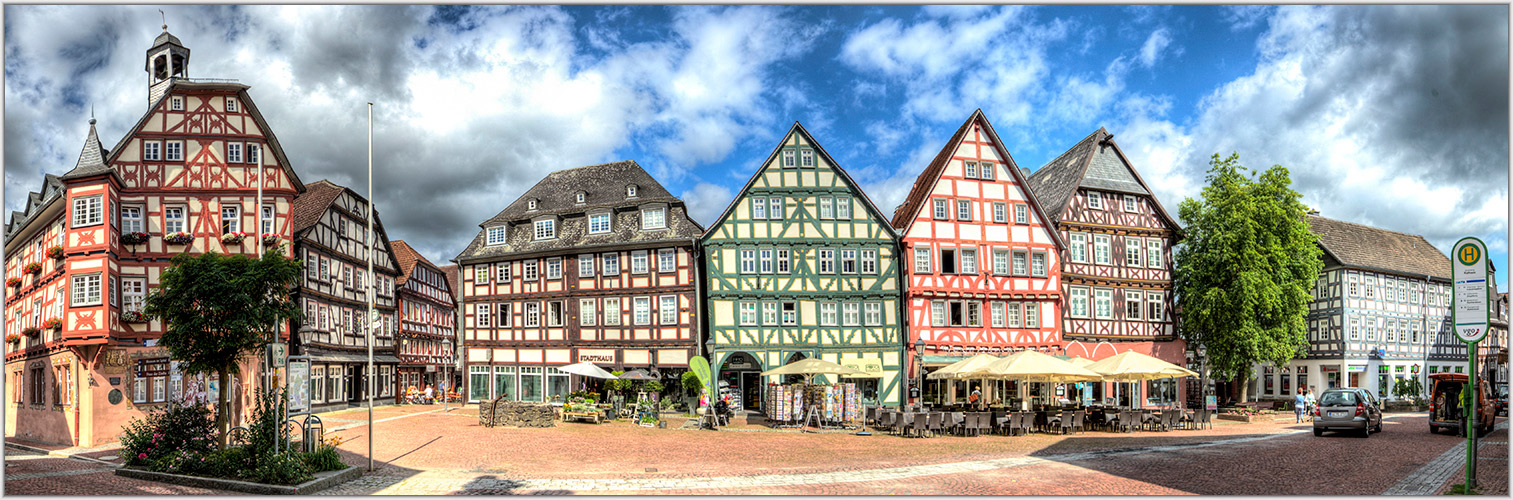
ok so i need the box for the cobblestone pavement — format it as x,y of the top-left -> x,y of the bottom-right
3,448 -> 231,495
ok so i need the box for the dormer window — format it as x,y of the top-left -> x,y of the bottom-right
486,227 -> 506,246
533,219 -> 556,240
575,191 -> 586,204
226,97 -> 238,113
527,199 -> 538,211
588,211 -> 611,234
626,185 -> 638,198
641,206 -> 666,230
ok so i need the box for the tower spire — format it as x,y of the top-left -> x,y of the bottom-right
160,9 -> 167,31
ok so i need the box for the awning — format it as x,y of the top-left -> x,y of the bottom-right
304,351 -> 400,365
923,355 -> 972,366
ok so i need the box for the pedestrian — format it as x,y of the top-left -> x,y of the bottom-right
1294,387 -> 1307,423
969,388 -> 982,405
424,384 -> 435,404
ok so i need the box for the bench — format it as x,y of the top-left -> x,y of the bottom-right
563,411 -> 602,424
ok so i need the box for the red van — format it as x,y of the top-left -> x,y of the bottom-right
1428,373 -> 1496,436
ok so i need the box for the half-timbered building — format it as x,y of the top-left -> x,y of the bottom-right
290,180 -> 402,412
390,240 -> 457,393
1257,214 -> 1460,402
4,28 -> 303,446
455,161 -> 702,403
890,110 -> 1065,405
1025,128 -> 1186,407
441,264 -> 463,392
702,123 -> 905,410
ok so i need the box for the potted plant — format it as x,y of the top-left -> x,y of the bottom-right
261,233 -> 279,247
4,334 -> 20,345
220,232 -> 250,245
120,310 -> 150,323
6,277 -> 21,288
46,246 -> 64,260
44,317 -> 62,330
21,327 -> 40,338
120,231 -> 150,245
163,232 -> 194,245
23,262 -> 42,275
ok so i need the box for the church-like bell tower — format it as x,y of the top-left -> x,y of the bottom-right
145,21 -> 190,106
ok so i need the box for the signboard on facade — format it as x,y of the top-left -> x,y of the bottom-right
1453,237 -> 1490,343
578,352 -> 616,364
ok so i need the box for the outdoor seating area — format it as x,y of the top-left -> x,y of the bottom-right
866,405 -> 1216,437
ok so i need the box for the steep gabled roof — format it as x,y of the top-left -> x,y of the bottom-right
701,121 -> 899,241
440,264 -> 459,301
390,239 -> 436,286
60,118 -> 115,181
1026,128 -> 1181,234
4,174 -> 66,244
1306,214 -> 1451,280
291,180 -> 344,233
479,161 -> 681,227
888,109 -> 1064,250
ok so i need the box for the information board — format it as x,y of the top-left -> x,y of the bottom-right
288,359 -> 310,414
1452,237 -> 1490,343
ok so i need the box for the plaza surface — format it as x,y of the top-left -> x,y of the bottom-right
5,404 -> 1507,495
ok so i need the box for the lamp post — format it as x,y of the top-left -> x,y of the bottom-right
705,338 -> 717,430
365,102 -> 375,472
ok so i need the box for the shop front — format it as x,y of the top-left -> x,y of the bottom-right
465,346 -> 692,403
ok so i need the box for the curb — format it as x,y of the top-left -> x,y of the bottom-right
114,465 -> 362,495
4,442 -> 121,468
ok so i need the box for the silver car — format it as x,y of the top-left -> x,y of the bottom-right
1312,388 -> 1383,437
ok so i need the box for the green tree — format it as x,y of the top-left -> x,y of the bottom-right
1175,153 -> 1323,403
143,248 -> 302,447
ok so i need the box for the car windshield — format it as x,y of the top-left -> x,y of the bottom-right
1500,386 -> 1509,398
1319,392 -> 1357,406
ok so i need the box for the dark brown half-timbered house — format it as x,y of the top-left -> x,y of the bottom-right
455,161 -> 703,403
390,240 -> 457,395
290,180 -> 402,412
1026,128 -> 1187,407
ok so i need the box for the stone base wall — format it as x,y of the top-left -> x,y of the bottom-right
479,399 -> 555,428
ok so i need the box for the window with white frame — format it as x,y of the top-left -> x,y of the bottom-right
964,161 -> 978,178
604,298 -> 621,326
487,227 -> 506,245
633,297 -> 651,325
738,301 -> 757,326
474,264 -> 489,284
144,141 -> 162,161
836,197 -> 850,220
1014,204 -> 1028,224
762,301 -> 779,326
1031,252 -> 1046,277
1023,302 -> 1037,328
782,150 -> 795,167
1125,290 -> 1143,320
842,302 -> 861,326
1006,302 -> 1021,328
221,205 -> 240,234
1125,237 -> 1142,267
524,302 -> 540,327
956,200 -> 971,221
546,301 -> 563,327
170,96 -> 183,111
631,251 -> 649,274
992,249 -> 1010,275
73,195 -> 102,227
602,253 -> 619,276
123,278 -> 145,313
588,213 -> 611,234
1146,239 -> 1162,268
819,197 -> 833,219
1365,277 -> 1375,299
768,197 -> 783,220
818,249 -> 835,274
1086,190 -> 1102,209
740,249 -> 756,274
801,149 -> 814,167
166,141 -> 183,162
1093,234 -> 1111,264
658,249 -> 675,272
641,207 -> 665,229
1123,195 -> 1137,212
914,247 -> 932,274
477,304 -> 492,328
981,161 -> 995,180
933,199 -> 949,220
993,202 -> 1007,223
840,249 -> 858,274
991,302 -> 1005,327
246,144 -> 261,165
967,301 -> 982,327
864,302 -> 882,326
1012,251 -> 1028,276
752,197 -> 767,219
960,248 -> 977,274
860,249 -> 877,274
71,274 -> 101,306
578,254 -> 595,277
1070,287 -> 1089,317
1069,233 -> 1087,263
261,205 -> 274,235
781,302 -> 798,325
164,206 -> 186,234
226,97 -> 239,112
759,249 -> 773,274
1094,289 -> 1113,319
497,303 -> 512,327
776,248 -> 791,274
546,258 -> 562,280
121,205 -> 143,233
225,142 -> 242,163
534,219 -> 555,240
931,301 -> 946,327
660,295 -> 678,325
1147,292 -> 1164,321
626,185 -> 638,198
820,302 -> 839,326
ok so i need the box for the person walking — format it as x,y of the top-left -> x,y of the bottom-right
1293,387 -> 1307,423
1305,386 -> 1317,420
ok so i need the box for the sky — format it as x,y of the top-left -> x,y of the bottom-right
4,5 -> 1509,291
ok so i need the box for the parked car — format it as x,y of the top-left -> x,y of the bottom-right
1497,384 -> 1508,417
1428,373 -> 1497,436
1313,388 -> 1383,437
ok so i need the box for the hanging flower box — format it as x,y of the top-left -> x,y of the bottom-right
21,327 -> 40,338
6,278 -> 21,288
23,262 -> 42,275
220,232 -> 251,244
120,310 -> 150,323
163,232 -> 194,245
46,246 -> 65,260
261,233 -> 280,247
120,232 -> 151,246
5,334 -> 20,345
44,317 -> 62,330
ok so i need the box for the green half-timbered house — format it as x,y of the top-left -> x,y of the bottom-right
701,122 -> 905,410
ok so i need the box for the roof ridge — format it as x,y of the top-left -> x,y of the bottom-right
1308,214 -> 1433,242
890,111 -> 978,228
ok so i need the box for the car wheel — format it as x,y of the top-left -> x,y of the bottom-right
1314,428 -> 1324,436
1360,427 -> 1371,438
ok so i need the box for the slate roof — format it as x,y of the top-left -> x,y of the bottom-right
291,180 -> 345,234
4,175 -> 66,243
440,264 -> 459,301
1306,214 -> 1451,280
1026,127 -> 1179,232
390,240 -> 436,286
61,118 -> 113,181
455,161 -> 704,263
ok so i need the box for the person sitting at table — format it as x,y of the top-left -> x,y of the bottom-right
968,388 -> 981,405
424,385 -> 435,405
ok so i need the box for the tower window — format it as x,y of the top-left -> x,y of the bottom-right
226,97 -> 238,113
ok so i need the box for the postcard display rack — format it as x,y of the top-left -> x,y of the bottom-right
764,383 -> 860,429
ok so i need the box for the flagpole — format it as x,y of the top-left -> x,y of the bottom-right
366,102 -> 375,472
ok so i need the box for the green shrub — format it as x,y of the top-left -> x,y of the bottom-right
301,445 -> 346,473
247,451 -> 312,485
681,371 -> 702,394
120,398 -> 217,468
204,446 -> 252,479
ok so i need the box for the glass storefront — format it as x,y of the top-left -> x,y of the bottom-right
546,367 -> 570,402
519,366 -> 543,402
493,366 -> 516,401
469,366 -> 490,402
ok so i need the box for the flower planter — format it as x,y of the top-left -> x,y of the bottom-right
5,334 -> 21,345
23,263 -> 42,275
120,310 -> 150,323
261,234 -> 280,247
115,465 -> 361,495
121,232 -> 150,246
220,232 -> 251,245
6,278 -> 21,288
44,318 -> 62,330
20,327 -> 40,339
163,232 -> 194,246
46,246 -> 65,260
1217,413 -> 1267,423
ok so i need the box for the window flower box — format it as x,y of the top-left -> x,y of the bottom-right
120,310 -> 150,323
44,317 -> 62,330
6,278 -> 20,288
163,232 -> 194,245
121,232 -> 151,246
220,232 -> 251,245
21,327 -> 40,338
23,262 -> 42,275
47,246 -> 65,260
261,233 -> 280,247
5,334 -> 20,345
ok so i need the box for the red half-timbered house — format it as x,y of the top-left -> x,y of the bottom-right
391,240 -> 457,395
1026,128 -> 1186,407
4,28 -> 304,446
891,110 -> 1065,404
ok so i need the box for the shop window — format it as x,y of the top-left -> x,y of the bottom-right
519,366 -> 543,402
546,367 -> 569,403
469,366 -> 490,402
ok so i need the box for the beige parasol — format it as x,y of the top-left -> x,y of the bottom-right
760,358 -> 874,378
925,353 -> 1002,380
969,350 -> 1104,382
1084,350 -> 1200,381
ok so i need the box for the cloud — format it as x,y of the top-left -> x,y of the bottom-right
1223,5 -> 1274,31
1138,28 -> 1172,68
680,182 -> 733,227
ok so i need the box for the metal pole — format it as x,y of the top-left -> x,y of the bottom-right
1467,340 -> 1479,491
366,102 -> 374,472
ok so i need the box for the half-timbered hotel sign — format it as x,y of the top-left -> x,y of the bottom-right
701,122 -> 905,409
455,161 -> 702,403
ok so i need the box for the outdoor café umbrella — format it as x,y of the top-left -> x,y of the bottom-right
969,350 -> 1103,410
1083,350 -> 1199,381
925,353 -> 1002,380
558,362 -> 619,379
616,369 -> 658,381
760,358 -> 873,378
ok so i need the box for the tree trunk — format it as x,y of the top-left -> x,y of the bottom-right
1234,366 -> 1252,404
216,366 -> 231,449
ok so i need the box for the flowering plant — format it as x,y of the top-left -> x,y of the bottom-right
5,334 -> 20,344
44,317 -> 62,330
46,246 -> 64,259
23,262 -> 42,275
261,233 -> 280,246
6,277 -> 21,288
21,327 -> 40,338
220,232 -> 251,244
120,310 -> 150,323
163,232 -> 194,245
120,232 -> 150,245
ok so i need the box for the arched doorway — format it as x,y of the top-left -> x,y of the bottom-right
719,352 -> 762,410
782,352 -> 808,385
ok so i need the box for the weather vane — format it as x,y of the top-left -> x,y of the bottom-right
159,9 -> 167,31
